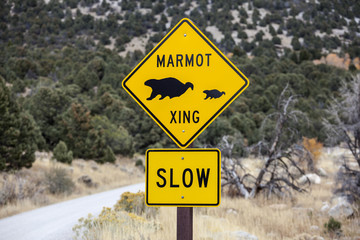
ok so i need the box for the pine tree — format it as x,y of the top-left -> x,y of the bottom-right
53,141 -> 73,164
0,77 -> 37,171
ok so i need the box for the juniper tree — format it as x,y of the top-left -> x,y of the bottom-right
100,146 -> 116,164
28,87 -> 70,149
53,141 -> 73,164
61,103 -> 106,161
0,77 -> 37,171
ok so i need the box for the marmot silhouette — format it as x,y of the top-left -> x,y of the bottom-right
145,77 -> 194,100
203,89 -> 225,99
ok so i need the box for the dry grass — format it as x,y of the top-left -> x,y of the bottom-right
76,186 -> 350,240
2,149 -> 359,239
74,148 -> 360,240
149,174 -> 358,239
146,189 -> 330,240
0,152 -> 144,218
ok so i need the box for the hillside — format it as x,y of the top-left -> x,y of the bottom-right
1,1 -> 360,238
3,0 -> 360,57
0,0 -> 359,163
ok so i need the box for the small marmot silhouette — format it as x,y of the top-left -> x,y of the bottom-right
203,89 -> 225,99
145,77 -> 194,100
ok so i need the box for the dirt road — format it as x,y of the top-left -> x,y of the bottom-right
0,183 -> 145,240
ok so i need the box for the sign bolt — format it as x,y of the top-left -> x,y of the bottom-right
182,130 -> 185,133
184,33 -> 187,37
181,196 -> 184,199
181,157 -> 184,160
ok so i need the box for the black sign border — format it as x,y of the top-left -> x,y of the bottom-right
145,148 -> 221,206
122,19 -> 249,148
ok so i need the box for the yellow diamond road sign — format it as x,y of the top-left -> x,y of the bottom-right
122,18 -> 249,148
146,148 -> 221,206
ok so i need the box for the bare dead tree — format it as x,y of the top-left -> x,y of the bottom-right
323,74 -> 360,202
220,135 -> 252,198
249,84 -> 309,198
220,85 -> 310,199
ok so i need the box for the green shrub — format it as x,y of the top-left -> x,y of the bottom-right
45,167 -> 75,195
324,217 -> 342,236
135,159 -> 143,167
53,141 -> 73,164
114,191 -> 158,218
100,146 -> 116,164
91,116 -> 134,156
272,36 -> 281,45
74,67 -> 99,92
0,176 -> 16,206
135,159 -> 145,172
73,191 -> 160,239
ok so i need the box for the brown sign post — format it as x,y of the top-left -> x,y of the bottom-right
177,207 -> 193,239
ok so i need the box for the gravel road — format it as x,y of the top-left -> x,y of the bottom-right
0,182 -> 145,240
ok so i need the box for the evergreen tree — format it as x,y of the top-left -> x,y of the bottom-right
0,77 -> 37,171
28,87 -> 70,149
100,146 -> 116,164
61,103 -> 106,160
269,24 -> 277,36
91,115 -> 134,156
74,67 -> 99,92
291,37 -> 301,51
272,36 -> 281,45
255,30 -> 265,42
53,141 -> 73,164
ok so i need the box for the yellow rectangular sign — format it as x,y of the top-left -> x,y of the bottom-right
146,149 -> 221,207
